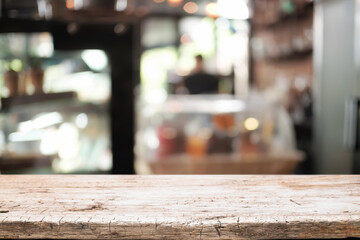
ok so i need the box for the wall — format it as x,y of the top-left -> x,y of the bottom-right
313,0 -> 357,173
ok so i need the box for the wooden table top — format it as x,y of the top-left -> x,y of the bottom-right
0,175 -> 359,239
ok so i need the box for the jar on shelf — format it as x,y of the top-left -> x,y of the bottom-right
4,70 -> 19,97
28,67 -> 44,95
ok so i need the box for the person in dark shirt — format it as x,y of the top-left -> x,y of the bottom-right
184,55 -> 219,94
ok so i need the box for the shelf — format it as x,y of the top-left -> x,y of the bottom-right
1,92 -> 108,116
265,48 -> 313,63
253,1 -> 314,29
0,154 -> 52,172
1,92 -> 77,110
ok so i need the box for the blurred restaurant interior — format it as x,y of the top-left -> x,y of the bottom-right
0,0 -> 358,174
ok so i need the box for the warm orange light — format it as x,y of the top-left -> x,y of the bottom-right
183,2 -> 198,14
205,2 -> 219,18
167,0 -> 183,7
66,0 -> 75,9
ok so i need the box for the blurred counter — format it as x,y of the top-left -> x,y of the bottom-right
136,94 -> 303,174
137,152 -> 303,174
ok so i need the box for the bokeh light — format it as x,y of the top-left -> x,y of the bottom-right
183,2 -> 198,14
205,2 -> 219,18
244,118 -> 260,131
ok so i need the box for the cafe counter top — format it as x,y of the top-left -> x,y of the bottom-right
0,175 -> 359,239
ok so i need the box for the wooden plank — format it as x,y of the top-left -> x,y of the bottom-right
0,175 -> 359,239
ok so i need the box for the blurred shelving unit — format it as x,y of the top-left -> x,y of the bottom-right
250,0 -> 314,173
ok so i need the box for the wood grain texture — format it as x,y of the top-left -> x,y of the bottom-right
0,175 -> 359,239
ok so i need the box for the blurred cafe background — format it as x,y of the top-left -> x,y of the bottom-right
0,0 -> 358,174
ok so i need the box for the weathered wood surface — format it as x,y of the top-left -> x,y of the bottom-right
0,175 -> 359,239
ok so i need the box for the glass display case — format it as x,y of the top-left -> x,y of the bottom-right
0,93 -> 111,173
135,94 -> 303,174
0,32 -> 112,174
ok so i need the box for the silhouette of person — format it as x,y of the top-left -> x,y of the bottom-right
183,55 -> 219,94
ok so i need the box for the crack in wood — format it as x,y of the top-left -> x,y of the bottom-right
39,216 -> 45,228
237,217 -> 241,236
109,217 -> 115,233
137,218 -> 143,235
199,221 -> 203,240
39,209 -> 47,214
87,217 -> 92,230
74,217 -> 80,224
68,203 -> 106,212
214,218 -> 223,237
1,216 -> 8,224
290,199 -> 302,206
58,217 -> 63,231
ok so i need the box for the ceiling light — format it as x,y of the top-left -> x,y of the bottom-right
66,0 -> 74,9
205,2 -> 219,18
167,0 -> 183,7
115,0 -> 127,12
217,0 -> 250,20
66,0 -> 83,10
